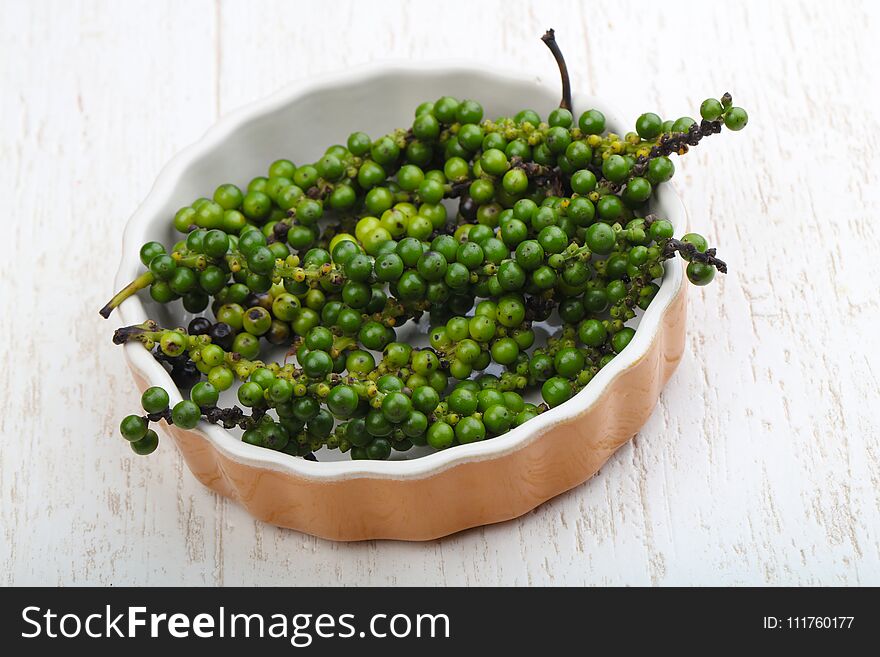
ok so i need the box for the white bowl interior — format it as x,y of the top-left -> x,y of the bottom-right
116,63 -> 685,479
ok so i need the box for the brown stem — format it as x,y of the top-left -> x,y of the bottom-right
541,29 -> 572,112
112,320 -> 160,345
662,238 -> 728,274
630,108 -> 730,181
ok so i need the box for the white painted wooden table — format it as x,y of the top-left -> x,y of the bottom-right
2,0 -> 879,586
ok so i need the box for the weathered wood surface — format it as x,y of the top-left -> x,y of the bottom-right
2,0 -> 878,585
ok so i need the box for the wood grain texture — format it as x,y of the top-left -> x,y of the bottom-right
1,0 -> 879,585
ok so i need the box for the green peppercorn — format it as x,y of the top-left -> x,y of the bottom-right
687,261 -> 716,286
140,387 -> 170,414
327,385 -> 359,418
129,429 -> 159,455
171,400 -> 201,429
541,377 -> 572,407
578,109 -> 605,134
724,107 -> 748,131
483,405 -> 512,435
427,422 -> 455,449
120,415 -> 148,442
455,416 -> 486,444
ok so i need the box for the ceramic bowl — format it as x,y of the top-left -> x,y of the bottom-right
115,63 -> 688,541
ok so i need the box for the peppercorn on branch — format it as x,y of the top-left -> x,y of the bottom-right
108,29 -> 745,459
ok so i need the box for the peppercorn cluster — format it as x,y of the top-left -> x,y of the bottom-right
107,69 -> 746,460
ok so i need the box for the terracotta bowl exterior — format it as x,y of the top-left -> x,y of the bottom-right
115,63 -> 688,541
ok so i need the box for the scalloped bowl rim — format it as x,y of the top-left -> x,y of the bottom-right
115,60 -> 685,482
